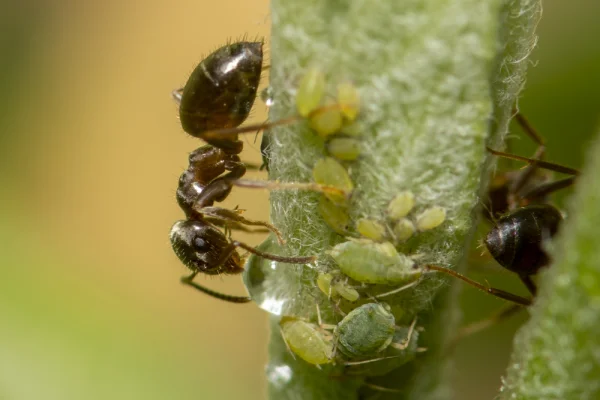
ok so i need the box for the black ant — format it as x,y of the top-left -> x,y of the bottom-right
170,41 -> 347,303
453,111 -> 580,341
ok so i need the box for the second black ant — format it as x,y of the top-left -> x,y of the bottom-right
454,110 -> 580,341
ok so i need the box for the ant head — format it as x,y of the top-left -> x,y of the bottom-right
170,220 -> 242,275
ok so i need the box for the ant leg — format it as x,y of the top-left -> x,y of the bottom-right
201,207 -> 286,245
520,275 -> 538,297
423,265 -> 532,306
497,110 -> 546,207
512,109 -> 546,151
448,303 -> 522,348
486,148 -> 580,176
192,162 -> 247,208
199,103 -> 346,141
180,272 -> 252,303
486,147 -> 579,204
519,176 -> 576,204
181,238 -> 316,302
232,179 -> 350,198
231,240 -> 316,264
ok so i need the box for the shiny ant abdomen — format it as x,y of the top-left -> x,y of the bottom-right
175,41 -> 264,154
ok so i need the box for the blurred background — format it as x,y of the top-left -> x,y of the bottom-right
0,1 -> 598,399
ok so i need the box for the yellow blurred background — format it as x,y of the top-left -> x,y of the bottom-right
0,1 -> 598,399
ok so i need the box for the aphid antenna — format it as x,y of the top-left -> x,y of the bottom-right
371,280 -> 420,300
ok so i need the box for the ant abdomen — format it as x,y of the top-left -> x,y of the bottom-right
170,220 -> 243,275
179,41 -> 264,152
485,204 -> 562,276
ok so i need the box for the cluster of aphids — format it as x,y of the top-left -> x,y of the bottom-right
168,39 -> 579,378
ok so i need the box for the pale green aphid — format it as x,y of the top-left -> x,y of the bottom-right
344,322 -> 420,377
316,272 -> 334,297
326,137 -> 361,161
280,316 -> 333,365
309,99 -> 343,137
332,280 -> 360,302
317,272 -> 360,302
313,157 -> 354,205
296,67 -> 325,117
336,81 -> 360,121
329,239 -> 421,285
318,195 -> 350,235
415,206 -> 447,231
334,303 -> 396,359
356,218 -> 387,242
393,218 -> 415,242
387,191 -> 416,220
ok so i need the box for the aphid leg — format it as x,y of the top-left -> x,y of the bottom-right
423,265 -> 532,306
279,327 -> 297,361
180,272 -> 252,303
390,317 -> 418,351
449,303 -> 522,347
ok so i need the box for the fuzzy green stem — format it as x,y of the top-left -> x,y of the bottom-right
261,0 -> 541,398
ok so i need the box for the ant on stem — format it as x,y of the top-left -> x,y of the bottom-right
170,41 -> 347,303
453,110 -> 580,341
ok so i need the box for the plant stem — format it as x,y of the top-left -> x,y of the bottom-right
259,0 -> 542,398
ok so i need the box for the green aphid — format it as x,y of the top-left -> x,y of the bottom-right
415,206 -> 447,231
316,272 -> 335,297
387,191 -> 416,220
296,67 -> 325,117
317,272 -> 360,302
344,322 -> 420,376
356,218 -> 387,242
329,239 -> 421,285
280,317 -> 333,365
332,280 -> 360,302
393,218 -> 415,242
326,137 -> 361,161
336,82 -> 360,122
313,157 -> 354,205
309,99 -> 343,137
318,196 -> 351,235
335,303 -> 396,359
